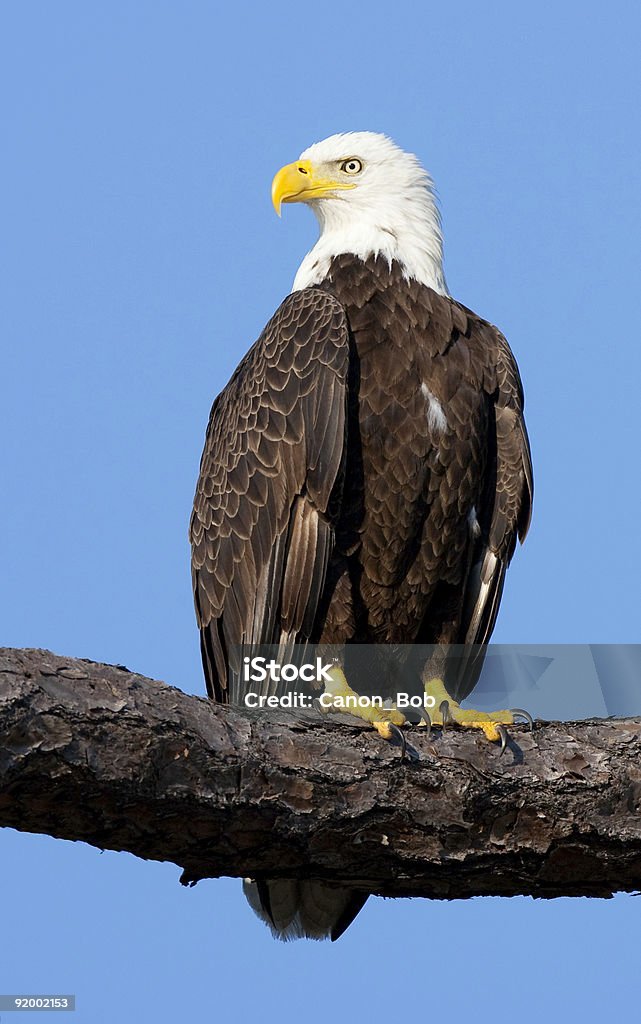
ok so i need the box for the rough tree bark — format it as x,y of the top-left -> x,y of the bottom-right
1,647 -> 640,900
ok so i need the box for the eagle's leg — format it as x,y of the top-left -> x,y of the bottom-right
422,677 -> 533,750
318,665 -> 419,760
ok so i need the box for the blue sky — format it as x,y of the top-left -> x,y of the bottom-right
2,1 -> 641,1020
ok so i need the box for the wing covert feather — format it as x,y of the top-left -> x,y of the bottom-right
190,288 -> 350,702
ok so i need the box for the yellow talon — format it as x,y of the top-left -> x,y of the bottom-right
422,677 -> 517,744
319,665 -> 406,729
317,667 -> 527,758
373,721 -> 395,741
479,721 -> 502,742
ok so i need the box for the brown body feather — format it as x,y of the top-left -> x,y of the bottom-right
189,256 -> 532,940
190,256 -> 532,701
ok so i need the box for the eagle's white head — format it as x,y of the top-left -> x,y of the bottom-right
272,131 -> 447,295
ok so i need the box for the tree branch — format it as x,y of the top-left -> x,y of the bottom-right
1,647 -> 640,899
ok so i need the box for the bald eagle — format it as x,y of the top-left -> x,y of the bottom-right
190,132 -> 533,941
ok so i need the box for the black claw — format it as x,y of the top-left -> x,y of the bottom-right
439,700 -> 451,727
405,741 -> 421,763
388,723 -> 420,763
510,708 -> 534,731
497,723 -> 509,755
420,708 -> 432,737
388,723 -> 407,760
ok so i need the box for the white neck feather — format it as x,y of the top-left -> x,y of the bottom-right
292,177 -> 448,295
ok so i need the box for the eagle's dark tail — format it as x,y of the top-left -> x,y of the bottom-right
242,879 -> 367,942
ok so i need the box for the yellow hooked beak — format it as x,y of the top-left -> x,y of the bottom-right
271,159 -> 355,215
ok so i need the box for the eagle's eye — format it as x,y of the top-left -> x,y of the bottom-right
340,158 -> 363,175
